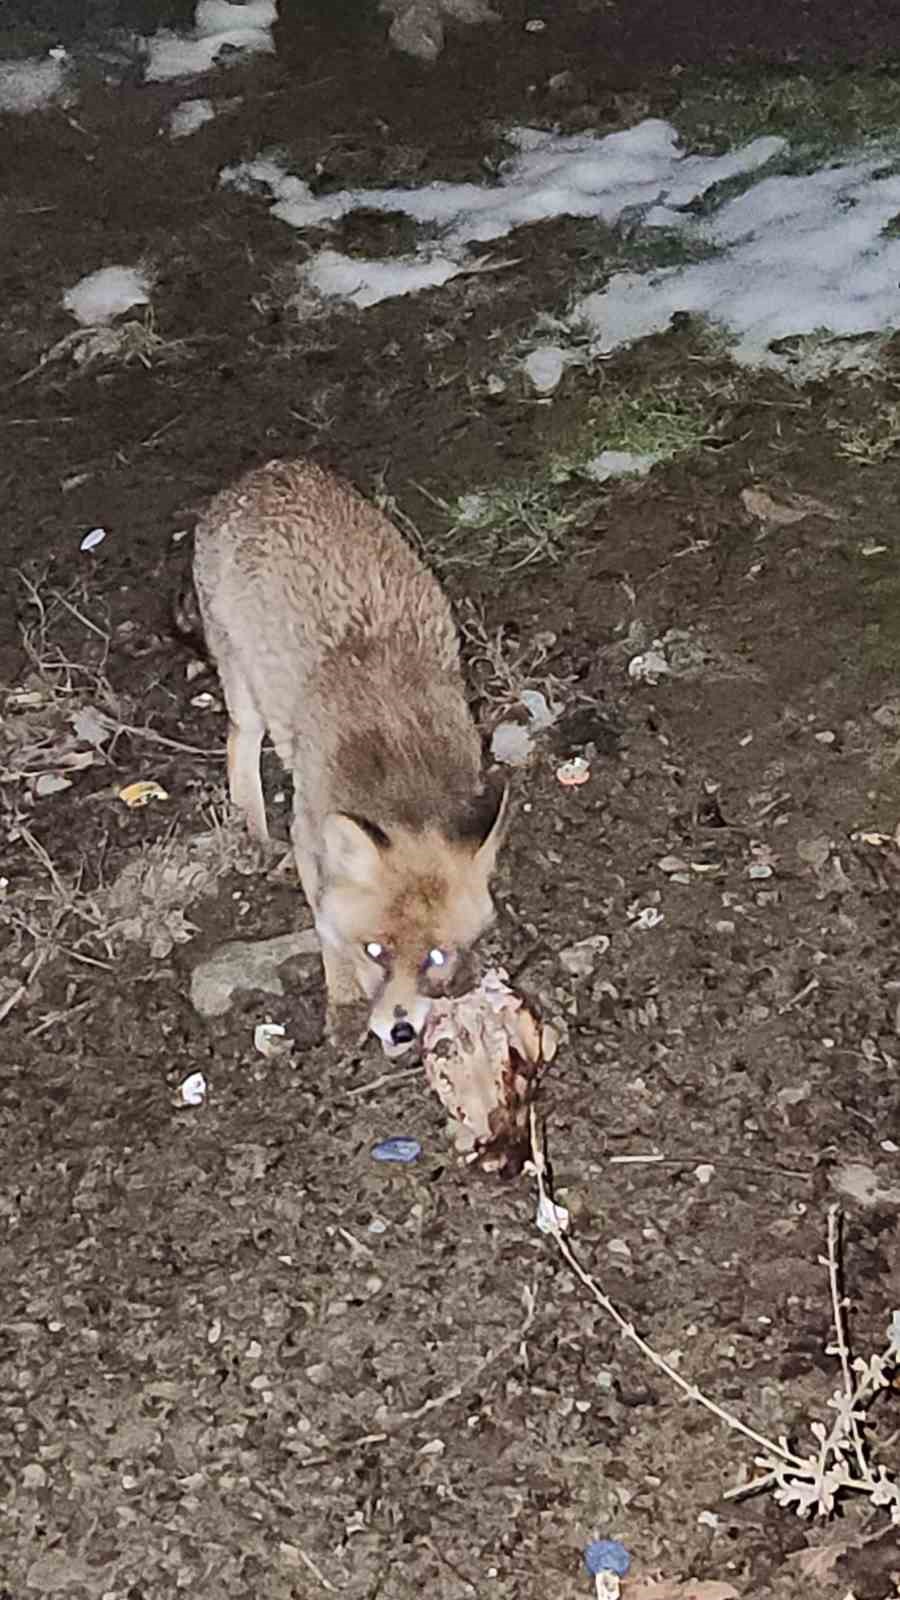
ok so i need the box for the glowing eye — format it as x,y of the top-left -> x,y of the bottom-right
365,942 -> 384,961
427,948 -> 447,968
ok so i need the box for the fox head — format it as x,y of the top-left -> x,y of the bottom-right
316,782 -> 508,1057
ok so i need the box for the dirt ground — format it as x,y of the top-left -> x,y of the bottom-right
2,3 -> 900,1597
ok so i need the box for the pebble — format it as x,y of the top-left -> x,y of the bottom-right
584,1540 -> 631,1577
372,1137 -> 421,1164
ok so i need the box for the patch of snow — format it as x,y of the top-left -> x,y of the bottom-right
299,249 -> 463,309
223,120 -> 784,247
455,492 -> 490,526
63,266 -> 152,327
144,0 -> 277,82
0,48 -> 69,114
168,97 -> 216,137
585,449 -> 659,482
576,152 -> 900,372
523,345 -> 566,393
225,117 -> 900,369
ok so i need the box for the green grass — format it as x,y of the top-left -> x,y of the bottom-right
674,66 -> 900,167
561,379 -> 722,470
433,374 -> 725,571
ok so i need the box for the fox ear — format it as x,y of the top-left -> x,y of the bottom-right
459,777 -> 509,873
323,813 -> 391,886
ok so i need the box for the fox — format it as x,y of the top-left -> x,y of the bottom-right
191,458 -> 508,1058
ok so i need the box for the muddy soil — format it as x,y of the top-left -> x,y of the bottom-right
2,5 -> 900,1598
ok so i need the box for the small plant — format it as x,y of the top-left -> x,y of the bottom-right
434,479 -> 577,573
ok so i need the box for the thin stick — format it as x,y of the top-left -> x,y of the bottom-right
825,1204 -> 869,1481
115,722 -> 218,758
49,589 -> 110,643
0,946 -> 50,1025
345,1065 -> 421,1097
528,1106 -> 809,1471
294,1545 -> 339,1594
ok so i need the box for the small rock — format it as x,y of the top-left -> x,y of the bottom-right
387,0 -> 444,60
797,835 -> 831,871
559,933 -> 610,978
657,855 -> 689,874
546,68 -> 580,97
34,773 -> 72,797
418,1437 -> 445,1455
873,700 -> 900,729
190,930 -> 319,1018
372,1137 -> 421,1164
585,1541 -> 631,1579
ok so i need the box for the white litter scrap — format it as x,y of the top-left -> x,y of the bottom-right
79,527 -> 107,552
490,721 -> 533,767
0,48 -> 69,115
536,1191 -> 570,1234
253,1020 -> 290,1058
144,0 -> 277,82
63,266 -> 152,327
627,647 -> 670,684
180,1071 -> 207,1106
490,688 -> 560,767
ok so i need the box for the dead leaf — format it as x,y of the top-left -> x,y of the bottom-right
783,1537 -> 854,1583
70,704 -> 116,747
118,779 -> 169,808
741,486 -> 839,526
33,772 -> 72,797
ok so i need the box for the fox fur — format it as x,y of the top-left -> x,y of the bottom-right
192,458 -> 507,1056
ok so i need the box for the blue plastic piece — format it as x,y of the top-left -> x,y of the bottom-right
372,1137 -> 421,1164
584,1541 -> 631,1578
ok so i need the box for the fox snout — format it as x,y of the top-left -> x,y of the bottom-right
368,980 -> 434,1058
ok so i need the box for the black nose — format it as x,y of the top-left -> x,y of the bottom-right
390,1020 -> 416,1047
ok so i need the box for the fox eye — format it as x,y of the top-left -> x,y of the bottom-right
365,941 -> 390,966
425,948 -> 449,969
